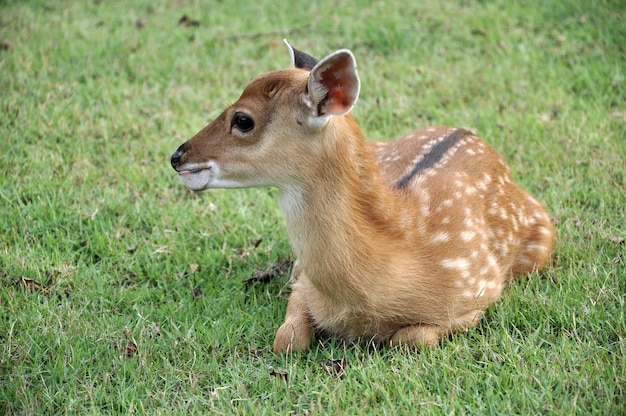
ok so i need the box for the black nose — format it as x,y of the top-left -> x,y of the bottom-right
170,143 -> 188,171
170,150 -> 183,170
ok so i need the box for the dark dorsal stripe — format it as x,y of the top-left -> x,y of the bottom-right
395,129 -> 472,189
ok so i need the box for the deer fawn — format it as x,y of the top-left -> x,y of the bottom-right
170,41 -> 554,353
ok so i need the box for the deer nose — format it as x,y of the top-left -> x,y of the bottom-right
170,150 -> 183,170
170,143 -> 188,171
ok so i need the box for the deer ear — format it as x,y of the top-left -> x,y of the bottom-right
307,50 -> 360,117
284,39 -> 318,70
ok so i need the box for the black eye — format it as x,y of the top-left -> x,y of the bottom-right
231,112 -> 255,133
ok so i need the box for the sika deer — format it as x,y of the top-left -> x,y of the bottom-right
170,41 -> 554,353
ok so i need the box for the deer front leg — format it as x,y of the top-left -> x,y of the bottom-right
273,261 -> 313,353
389,324 -> 445,348
389,309 -> 484,348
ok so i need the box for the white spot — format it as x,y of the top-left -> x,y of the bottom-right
461,230 -> 477,242
538,227 -> 552,236
430,231 -> 450,243
465,186 -> 477,195
495,241 -> 510,257
475,174 -> 491,191
511,216 -> 520,231
518,257 -> 535,266
442,257 -> 470,271
525,243 -> 550,252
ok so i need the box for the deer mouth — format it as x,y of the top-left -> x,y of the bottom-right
175,165 -> 215,191
178,167 -> 210,176
175,161 -> 214,176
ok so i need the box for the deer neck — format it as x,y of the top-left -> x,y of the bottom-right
277,118 -> 405,291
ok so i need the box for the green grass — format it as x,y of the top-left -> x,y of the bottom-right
1,0 -> 624,414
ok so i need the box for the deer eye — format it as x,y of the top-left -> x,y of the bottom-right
231,112 -> 255,133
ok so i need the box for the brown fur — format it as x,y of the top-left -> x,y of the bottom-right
171,53 -> 554,353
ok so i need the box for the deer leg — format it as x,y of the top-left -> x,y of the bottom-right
389,324 -> 445,348
273,261 -> 313,353
389,309 -> 484,348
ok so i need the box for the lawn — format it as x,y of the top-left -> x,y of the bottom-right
1,0 -> 624,414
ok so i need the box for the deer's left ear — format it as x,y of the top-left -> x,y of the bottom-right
306,49 -> 360,117
284,39 -> 318,70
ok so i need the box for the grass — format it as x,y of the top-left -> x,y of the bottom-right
1,0 -> 624,414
